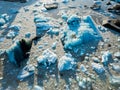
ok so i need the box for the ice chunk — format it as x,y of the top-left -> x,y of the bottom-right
6,31 -> 18,39
34,85 -> 44,90
25,32 -> 31,38
67,15 -> 81,30
37,49 -> 57,66
77,77 -> 92,89
9,25 -> 21,31
112,64 -> 120,73
109,76 -> 120,86
0,49 -> 6,56
36,23 -> 51,35
58,53 -> 76,71
61,15 -> 101,57
61,13 -> 68,21
0,14 -> 10,22
102,51 -> 113,66
62,0 -> 69,3
92,63 -> 105,74
17,64 -> 35,81
114,52 -> 120,59
92,57 -> 100,63
0,18 -> 5,26
34,16 -> 49,23
51,42 -> 57,50
80,64 -> 87,73
47,29 -> 59,36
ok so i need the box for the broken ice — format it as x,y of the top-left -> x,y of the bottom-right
37,49 -> 57,66
58,53 -> 76,71
17,64 -> 35,81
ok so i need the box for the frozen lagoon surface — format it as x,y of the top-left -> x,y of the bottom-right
0,0 -> 120,90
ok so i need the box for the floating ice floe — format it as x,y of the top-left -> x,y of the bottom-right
61,15 -> 101,56
17,64 -> 35,81
114,52 -> 120,59
91,63 -> 105,74
102,51 -> 113,66
37,49 -> 57,66
58,53 -> 76,71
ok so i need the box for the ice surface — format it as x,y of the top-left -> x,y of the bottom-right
37,49 -> 57,66
6,41 -> 23,65
17,64 -> 35,81
91,63 -> 105,74
9,8 -> 19,14
58,53 -> 76,71
102,51 -> 113,66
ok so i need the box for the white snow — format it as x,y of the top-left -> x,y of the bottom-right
58,53 -> 76,71
37,49 -> 57,66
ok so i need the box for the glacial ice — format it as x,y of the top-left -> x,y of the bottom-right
37,49 -> 57,66
58,53 -> 76,71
